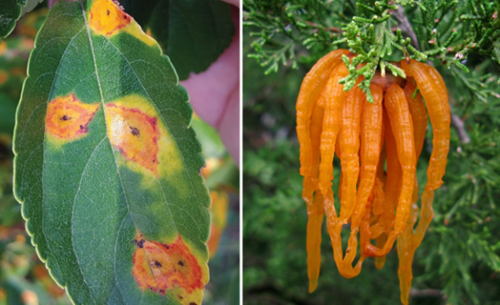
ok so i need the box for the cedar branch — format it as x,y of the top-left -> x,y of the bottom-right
393,4 -> 471,145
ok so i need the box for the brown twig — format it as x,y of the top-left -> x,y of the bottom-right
410,288 -> 444,298
392,6 -> 420,50
410,288 -> 449,305
451,113 -> 471,144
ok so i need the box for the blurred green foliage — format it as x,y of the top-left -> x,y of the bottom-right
192,117 -> 240,305
243,1 -> 500,304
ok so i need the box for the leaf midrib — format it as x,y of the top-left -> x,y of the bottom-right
77,1 -> 164,302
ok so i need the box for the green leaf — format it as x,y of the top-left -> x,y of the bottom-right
120,0 -> 162,27
21,0 -> 45,17
191,115 -> 226,159
146,0 -> 235,80
0,0 -> 27,41
13,0 -> 210,304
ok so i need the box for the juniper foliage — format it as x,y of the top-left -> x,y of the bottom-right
244,0 -> 500,101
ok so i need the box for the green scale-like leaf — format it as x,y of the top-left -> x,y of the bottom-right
13,0 -> 210,304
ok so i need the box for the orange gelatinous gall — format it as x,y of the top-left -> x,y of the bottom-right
89,0 -> 131,37
296,49 -> 350,177
296,51 -> 451,305
105,103 -> 160,175
132,234 -> 204,296
45,93 -> 100,141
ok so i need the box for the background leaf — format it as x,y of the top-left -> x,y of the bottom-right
118,0 -> 161,27
20,0 -> 45,17
122,0 -> 235,80
0,0 -> 27,41
13,0 -> 210,304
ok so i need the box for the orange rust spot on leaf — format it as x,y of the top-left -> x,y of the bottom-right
132,234 -> 204,297
105,103 -> 159,175
45,94 -> 100,141
89,0 -> 131,37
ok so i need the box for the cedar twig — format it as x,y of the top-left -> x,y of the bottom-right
393,4 -> 471,145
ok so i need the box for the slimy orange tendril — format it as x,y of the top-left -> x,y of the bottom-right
296,50 -> 450,304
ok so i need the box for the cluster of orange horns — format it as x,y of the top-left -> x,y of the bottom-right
296,49 -> 450,304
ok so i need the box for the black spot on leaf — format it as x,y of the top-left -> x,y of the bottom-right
130,126 -> 140,136
135,239 -> 145,248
